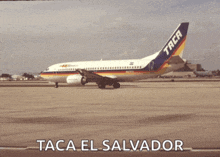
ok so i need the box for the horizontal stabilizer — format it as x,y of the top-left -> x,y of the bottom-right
168,56 -> 185,64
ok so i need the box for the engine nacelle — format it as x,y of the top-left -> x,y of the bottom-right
66,74 -> 87,85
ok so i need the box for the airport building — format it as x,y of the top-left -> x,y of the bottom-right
162,63 -> 204,78
176,63 -> 204,72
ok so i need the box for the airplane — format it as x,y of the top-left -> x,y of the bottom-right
193,70 -> 213,77
41,22 -> 189,89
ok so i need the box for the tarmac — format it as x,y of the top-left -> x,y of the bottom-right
1,79 -> 220,156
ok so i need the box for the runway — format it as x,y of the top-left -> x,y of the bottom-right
1,80 -> 220,156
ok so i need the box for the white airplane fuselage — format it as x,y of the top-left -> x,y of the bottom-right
42,53 -> 158,83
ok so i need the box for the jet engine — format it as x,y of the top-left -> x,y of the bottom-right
66,74 -> 87,85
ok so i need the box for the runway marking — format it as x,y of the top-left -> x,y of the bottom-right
0,147 -> 27,150
191,148 -> 220,152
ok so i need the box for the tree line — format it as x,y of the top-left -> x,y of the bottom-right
0,73 -> 34,79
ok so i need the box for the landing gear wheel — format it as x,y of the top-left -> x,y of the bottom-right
55,82 -> 58,88
113,82 -> 120,88
98,83 -> 106,89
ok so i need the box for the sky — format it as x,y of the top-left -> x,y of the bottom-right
1,0 -> 220,75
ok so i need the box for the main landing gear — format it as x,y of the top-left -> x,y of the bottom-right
98,82 -> 106,89
55,82 -> 58,88
98,81 -> 120,89
113,82 -> 120,88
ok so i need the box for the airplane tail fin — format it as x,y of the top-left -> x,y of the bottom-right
143,22 -> 189,71
163,22 -> 189,58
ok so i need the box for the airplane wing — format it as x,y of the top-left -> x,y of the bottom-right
76,69 -> 116,83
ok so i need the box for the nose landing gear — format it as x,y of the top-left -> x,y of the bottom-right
55,82 -> 58,88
